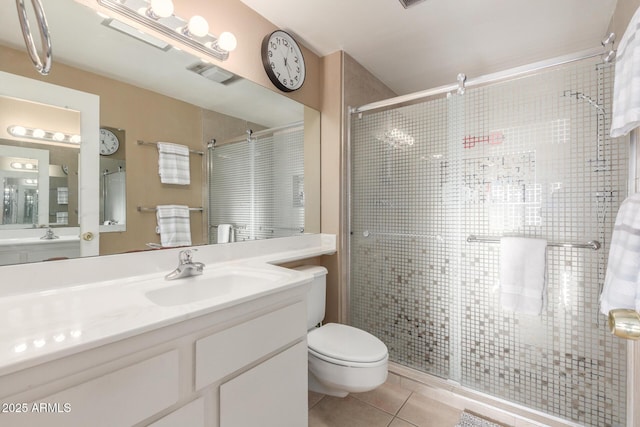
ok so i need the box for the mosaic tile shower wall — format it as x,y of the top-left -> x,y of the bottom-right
349,58 -> 628,426
208,126 -> 304,243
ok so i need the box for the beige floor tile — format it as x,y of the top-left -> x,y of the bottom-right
389,418 -> 419,427
351,379 -> 413,415
397,393 -> 462,427
308,395 -> 394,427
308,391 -> 325,409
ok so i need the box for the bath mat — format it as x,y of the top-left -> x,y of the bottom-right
455,410 -> 511,427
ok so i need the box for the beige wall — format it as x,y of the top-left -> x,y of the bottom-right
1,44 -> 204,254
320,51 -> 397,324
608,0 -> 640,39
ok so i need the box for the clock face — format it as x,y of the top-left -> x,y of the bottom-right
261,30 -> 306,92
99,128 -> 120,156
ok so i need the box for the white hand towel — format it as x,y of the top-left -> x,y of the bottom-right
600,193 -> 640,314
217,224 -> 232,244
156,205 -> 191,247
499,237 -> 548,315
158,142 -> 190,185
610,6 -> 640,137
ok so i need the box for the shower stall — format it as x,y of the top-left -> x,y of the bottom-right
349,55 -> 628,426
208,123 -> 305,243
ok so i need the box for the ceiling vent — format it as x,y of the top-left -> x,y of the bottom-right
187,62 -> 235,84
398,0 -> 427,8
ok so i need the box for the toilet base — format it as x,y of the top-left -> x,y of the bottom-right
307,353 -> 388,398
308,371 -> 349,397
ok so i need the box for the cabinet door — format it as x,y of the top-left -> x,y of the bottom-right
220,341 -> 307,427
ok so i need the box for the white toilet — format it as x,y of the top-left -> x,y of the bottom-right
295,265 -> 388,398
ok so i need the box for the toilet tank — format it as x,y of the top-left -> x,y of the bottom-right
294,265 -> 328,330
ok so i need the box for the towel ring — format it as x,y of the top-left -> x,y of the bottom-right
15,0 -> 53,75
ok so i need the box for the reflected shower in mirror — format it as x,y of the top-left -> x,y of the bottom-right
0,0 -> 320,265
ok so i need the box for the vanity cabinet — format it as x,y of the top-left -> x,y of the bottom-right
0,295 -> 308,427
0,238 -> 80,265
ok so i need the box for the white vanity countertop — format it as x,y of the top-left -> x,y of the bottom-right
0,234 -> 80,247
0,234 -> 336,376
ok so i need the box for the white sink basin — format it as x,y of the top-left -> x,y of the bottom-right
145,267 -> 288,307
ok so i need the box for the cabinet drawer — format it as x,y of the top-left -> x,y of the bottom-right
0,350 -> 179,427
220,341 -> 307,427
148,397 -> 204,427
195,301 -> 306,390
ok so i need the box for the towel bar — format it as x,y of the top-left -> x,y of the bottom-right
138,206 -> 203,212
466,235 -> 601,250
137,140 -> 204,155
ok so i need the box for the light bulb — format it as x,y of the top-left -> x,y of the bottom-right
32,128 -> 45,138
24,163 -> 35,170
53,132 -> 65,141
149,0 -> 174,18
217,32 -> 237,51
70,135 -> 81,143
10,162 -> 23,169
9,125 -> 26,136
187,15 -> 209,37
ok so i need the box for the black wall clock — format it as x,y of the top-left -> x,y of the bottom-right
261,30 -> 306,92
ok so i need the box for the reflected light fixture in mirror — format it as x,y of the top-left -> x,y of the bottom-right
98,0 -> 237,61
7,125 -> 82,144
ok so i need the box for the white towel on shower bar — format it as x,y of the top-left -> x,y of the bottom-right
217,224 -> 233,244
610,6 -> 640,137
600,193 -> 640,314
499,237 -> 547,315
156,205 -> 191,247
158,142 -> 190,185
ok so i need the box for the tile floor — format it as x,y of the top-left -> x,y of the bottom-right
308,379 -> 464,427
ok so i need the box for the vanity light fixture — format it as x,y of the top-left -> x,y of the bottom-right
7,125 -> 81,145
97,0 -> 237,61
11,162 -> 38,171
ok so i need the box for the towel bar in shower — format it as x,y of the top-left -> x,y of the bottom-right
466,235 -> 601,250
137,206 -> 203,212
137,140 -> 205,155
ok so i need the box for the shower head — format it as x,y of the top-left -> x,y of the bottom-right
562,90 -> 605,115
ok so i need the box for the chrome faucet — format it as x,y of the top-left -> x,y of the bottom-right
165,249 -> 204,280
40,227 -> 59,240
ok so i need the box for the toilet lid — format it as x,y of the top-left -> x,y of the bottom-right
308,323 -> 388,363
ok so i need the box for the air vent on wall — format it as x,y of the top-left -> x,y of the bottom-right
187,62 -> 235,84
398,0 -> 427,8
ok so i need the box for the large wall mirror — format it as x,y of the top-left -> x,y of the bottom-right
0,0 -> 320,266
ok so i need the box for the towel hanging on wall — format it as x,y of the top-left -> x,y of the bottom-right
157,142 -> 190,185
156,204 -> 192,247
610,6 -> 640,137
499,237 -> 548,315
600,193 -> 640,314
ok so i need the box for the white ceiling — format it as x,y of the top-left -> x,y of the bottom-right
0,0 -> 303,128
240,0 -> 618,96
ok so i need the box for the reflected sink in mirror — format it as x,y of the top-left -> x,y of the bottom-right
145,267 -> 289,307
0,0 -> 320,266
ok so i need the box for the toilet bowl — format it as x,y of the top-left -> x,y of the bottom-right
294,265 -> 388,397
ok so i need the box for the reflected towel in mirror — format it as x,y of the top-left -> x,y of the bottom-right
57,187 -> 68,205
217,224 -> 234,243
156,205 -> 191,247
158,142 -> 190,185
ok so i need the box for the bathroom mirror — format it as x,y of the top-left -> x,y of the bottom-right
0,0 -> 319,265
